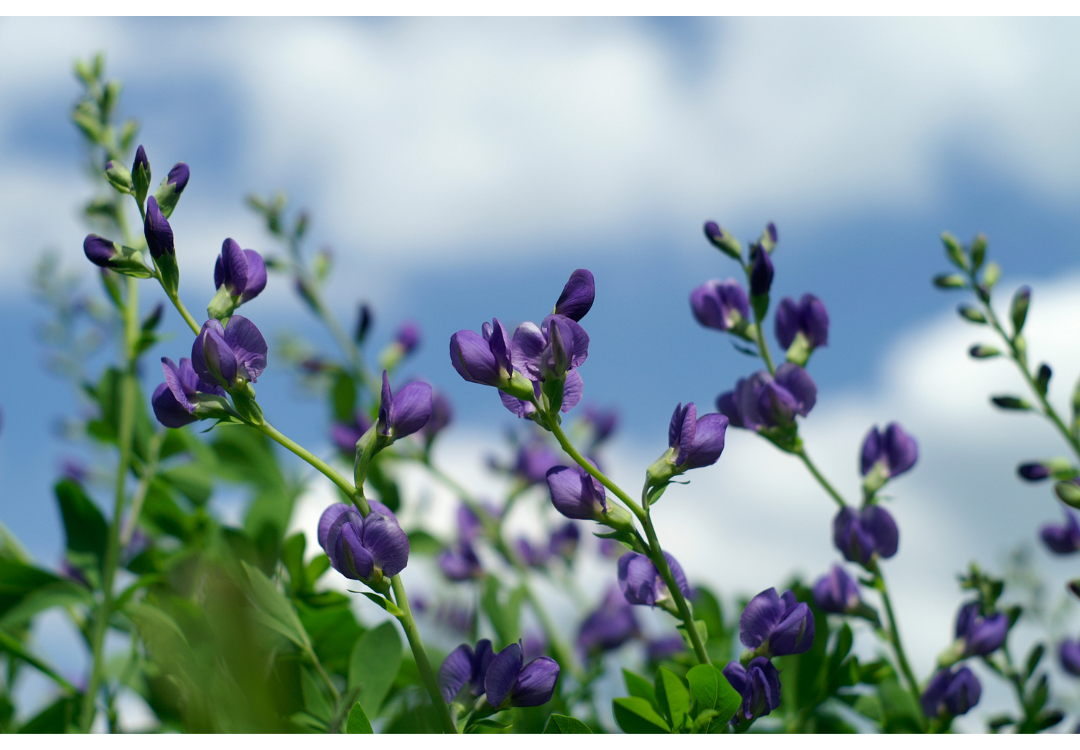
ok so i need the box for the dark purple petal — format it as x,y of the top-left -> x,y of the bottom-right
882,423 -> 918,477
83,234 -> 117,267
167,162 -> 189,192
511,322 -> 545,379
456,504 -> 485,543
395,320 -> 421,354
217,238 -> 249,295
361,511 -> 410,578
438,544 -> 483,581
546,465 -> 606,520
485,642 -> 524,708
549,522 -> 580,560
921,668 -> 951,718
133,144 -> 150,175
514,441 -> 559,484
767,601 -> 815,656
510,656 -> 559,707
577,586 -> 639,656
1060,639 -> 1080,676
152,382 -> 197,428
193,320 -> 237,387
739,588 -> 783,650
675,402 -> 698,467
750,245 -> 774,296
450,329 -> 502,386
390,381 -> 433,438
813,565 -> 861,614
745,657 -> 782,719
722,661 -> 747,697
862,505 -> 899,559
860,427 -> 882,476
339,522 -> 375,580
618,552 -> 660,606
554,269 -> 595,322
561,368 -> 584,413
775,297 -> 799,349
143,197 -> 174,259
438,644 -> 475,703
691,281 -> 727,330
943,667 -> 981,715
1018,462 -> 1051,481
758,382 -> 798,426
318,503 -> 351,551
240,250 -> 267,302
959,608 -> 1007,657
161,357 -> 195,411
1040,510 -> 1080,554
802,295 -> 829,348
224,315 -> 267,382
668,403 -> 690,450
716,391 -> 742,428
773,363 -> 816,416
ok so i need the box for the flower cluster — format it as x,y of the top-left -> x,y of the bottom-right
717,364 -> 817,432
437,639 -> 559,709
317,501 -> 410,586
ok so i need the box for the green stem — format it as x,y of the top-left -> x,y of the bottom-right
80,276 -> 139,733
121,429 -> 164,548
872,562 -> 924,726
0,628 -> 78,693
166,289 -> 202,335
794,447 -> 847,508
391,576 -> 458,734
754,315 -> 777,376
257,421 -> 364,508
547,419 -> 644,519
640,513 -> 710,665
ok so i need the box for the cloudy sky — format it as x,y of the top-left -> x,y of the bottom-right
3,17 -> 1080,729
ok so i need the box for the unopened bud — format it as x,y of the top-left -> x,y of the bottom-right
957,304 -> 986,324
703,221 -> 742,260
969,345 -> 1000,359
933,273 -> 966,290
1010,286 -> 1030,337
941,232 -> 967,270
104,160 -> 133,194
1054,480 -> 1080,509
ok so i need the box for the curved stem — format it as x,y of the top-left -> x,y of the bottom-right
547,419 -> 644,519
872,562 -> 924,726
391,577 -> 458,734
256,421 -> 363,508
794,447 -> 847,508
754,315 -> 777,376
166,289 -> 202,336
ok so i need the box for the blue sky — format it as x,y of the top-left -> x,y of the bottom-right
3,17 -> 1080,726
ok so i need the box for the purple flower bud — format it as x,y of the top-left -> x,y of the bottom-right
740,587 -> 815,657
548,522 -> 580,562
143,197 -> 174,259
813,565 -> 862,615
690,279 -> 750,333
354,302 -> 373,344
437,543 -> 483,581
617,551 -> 691,607
1018,462 -> 1051,481
377,371 -> 432,440
1041,510 -> 1080,554
331,412 -> 372,455
395,320 -> 421,355
577,586 -> 640,656
718,365 -> 816,430
554,268 -> 595,322
955,602 -> 1008,657
1059,638 -> 1080,676
646,634 -> 686,663
317,502 -> 409,582
546,464 -> 607,521
860,422 -> 918,478
423,391 -> 452,441
833,505 -> 899,566
132,144 -> 150,176
512,315 -> 590,381
152,356 -> 227,428
749,244 -> 774,296
484,641 -> 560,708
438,639 -> 496,704
775,294 -> 829,350
922,666 -> 981,718
516,537 -> 549,569
450,318 -> 514,387
213,239 -> 267,303
192,316 -> 267,386
167,162 -> 189,193
723,657 -> 781,721
667,402 -> 729,470
83,234 -> 118,267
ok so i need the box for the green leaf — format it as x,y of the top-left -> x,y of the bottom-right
542,714 -> 592,733
0,582 -> 94,628
160,462 -> 214,506
17,696 -> 77,734
613,697 -> 671,734
466,718 -> 513,733
301,667 -> 333,723
675,619 -> 708,653
306,554 -> 330,584
348,620 -> 402,716
406,530 -> 444,556
346,702 -> 374,734
241,560 -> 311,651
360,592 -> 405,618
991,395 -> 1032,411
54,479 -> 107,566
0,560 -> 63,620
622,668 -> 659,711
685,664 -> 741,729
1024,643 -> 1045,680
655,667 -> 690,731
0,627 -> 77,692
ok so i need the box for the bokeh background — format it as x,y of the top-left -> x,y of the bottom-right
2,17 -> 1080,730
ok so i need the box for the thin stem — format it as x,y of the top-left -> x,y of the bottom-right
80,276 -> 139,733
257,421 -> 363,507
391,576 -> 458,734
547,419 -> 645,519
753,315 -> 777,376
0,628 -> 78,693
311,652 -> 341,704
640,513 -> 710,665
121,429 -> 165,548
794,447 -> 847,508
166,289 -> 202,335
872,562 -> 924,726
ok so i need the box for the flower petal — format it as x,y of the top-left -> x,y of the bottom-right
484,642 -> 523,708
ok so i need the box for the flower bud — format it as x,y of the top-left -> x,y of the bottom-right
957,304 -> 986,324
969,345 -> 1000,359
739,587 -> 814,657
152,162 -> 190,219
104,160 -> 133,194
132,144 -> 151,205
941,231 -> 967,270
1055,479 -> 1080,509
933,273 -> 967,290
1010,285 -> 1030,336
749,243 -> 774,297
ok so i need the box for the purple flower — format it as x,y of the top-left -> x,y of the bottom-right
860,423 -> 918,479
133,144 -> 150,176
484,641 -> 560,708
667,402 -> 729,470
438,639 -> 496,703
437,543 -> 483,581
922,666 -> 981,717
577,586 -> 640,656
377,371 -> 432,440
83,234 -> 119,267
813,565 -> 862,615
548,522 -> 580,562
740,588 -> 815,657
546,464 -> 607,521
456,502 -> 500,544
317,501 -> 409,583
143,197 -> 174,259
1041,510 -> 1080,554
646,634 -> 686,663
955,602 -> 1007,657
511,314 -> 590,381
775,294 -> 829,350
511,440 -> 560,485
516,537 -> 549,569
1018,462 -> 1051,481
450,318 -> 515,387
166,162 -> 190,194
598,538 -> 624,559
617,551 -> 691,607
1059,637 -> 1080,676
152,356 -> 227,428
691,279 -> 750,333
723,657 -> 781,722
192,316 -> 267,387
553,268 -> 595,322
749,244 -> 774,296
214,238 -> 268,304
582,405 -> 619,448
331,412 -> 372,455
423,391 -> 452,441
717,364 -> 816,430
395,320 -> 421,356
833,505 -> 899,566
